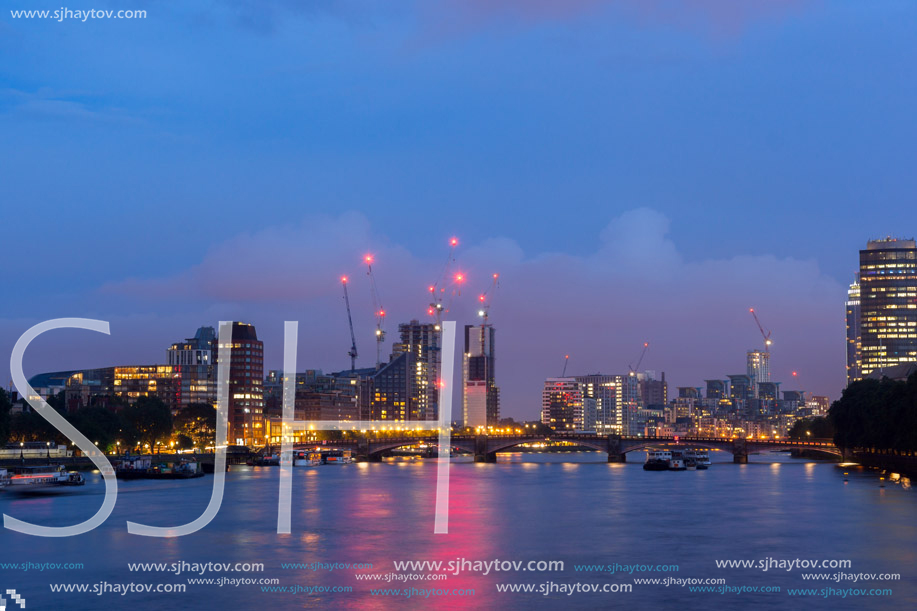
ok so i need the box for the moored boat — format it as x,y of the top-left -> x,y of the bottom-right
669,449 -> 686,471
687,449 -> 710,469
644,450 -> 671,471
5,465 -> 84,490
115,455 -> 204,480
249,454 -> 280,467
322,449 -> 353,464
293,451 -> 322,466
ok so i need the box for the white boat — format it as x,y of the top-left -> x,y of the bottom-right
293,451 -> 322,466
5,465 -> 85,491
668,450 -> 686,471
690,450 -> 711,469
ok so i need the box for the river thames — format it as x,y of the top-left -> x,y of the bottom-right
1,451 -> 914,610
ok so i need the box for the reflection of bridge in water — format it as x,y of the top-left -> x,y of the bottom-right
295,434 -> 842,464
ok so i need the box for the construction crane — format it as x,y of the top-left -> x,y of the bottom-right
749,308 -> 773,353
561,354 -> 570,377
364,254 -> 386,368
476,273 -> 499,357
427,237 -> 460,327
628,342 -> 649,377
341,275 -> 358,372
476,273 -> 500,325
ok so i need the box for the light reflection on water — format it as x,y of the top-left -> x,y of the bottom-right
1,451 -> 915,610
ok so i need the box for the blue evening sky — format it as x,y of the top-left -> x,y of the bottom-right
2,1 -> 915,415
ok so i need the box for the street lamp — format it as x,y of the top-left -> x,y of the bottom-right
19,441 -> 24,462
46,441 -> 51,459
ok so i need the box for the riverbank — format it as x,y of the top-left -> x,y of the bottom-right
851,450 -> 917,479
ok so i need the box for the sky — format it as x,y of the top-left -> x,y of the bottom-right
2,0 -> 916,418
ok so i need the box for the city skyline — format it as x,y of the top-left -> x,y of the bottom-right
6,1 -> 917,418
5,3 -> 917,610
4,221 -> 887,420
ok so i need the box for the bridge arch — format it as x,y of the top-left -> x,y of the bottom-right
618,440 -> 735,454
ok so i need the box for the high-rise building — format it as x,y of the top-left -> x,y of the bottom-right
705,379 -> 727,401
639,371 -> 668,407
541,378 -> 585,431
728,374 -> 752,405
367,352 -> 411,421
390,320 -> 440,420
757,382 -> 779,401
576,374 -> 623,435
858,238 -> 917,377
746,350 -> 770,395
846,276 -> 862,384
214,322 -> 264,447
677,387 -> 701,399
167,326 -> 216,409
462,324 -> 499,428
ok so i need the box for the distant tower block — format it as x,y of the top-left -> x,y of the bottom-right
463,324 -> 499,428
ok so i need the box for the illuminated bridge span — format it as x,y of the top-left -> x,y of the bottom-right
295,434 -> 841,464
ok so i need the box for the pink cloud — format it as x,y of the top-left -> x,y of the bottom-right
93,208 -> 845,419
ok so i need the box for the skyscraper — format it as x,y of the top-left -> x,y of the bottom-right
846,276 -> 862,384
214,322 -> 264,447
746,350 -> 770,395
390,320 -> 440,420
167,326 -> 216,409
858,238 -> 917,377
462,324 -> 499,428
367,320 -> 442,422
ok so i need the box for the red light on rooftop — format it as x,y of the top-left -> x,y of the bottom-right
341,276 -> 348,283
428,285 -> 435,293
792,371 -> 798,377
479,294 -> 486,302
455,273 -> 465,282
427,308 -> 435,315
364,254 -> 374,264
449,237 -> 458,247
379,310 -> 386,317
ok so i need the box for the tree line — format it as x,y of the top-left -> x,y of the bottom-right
0,389 -> 215,453
828,372 -> 917,452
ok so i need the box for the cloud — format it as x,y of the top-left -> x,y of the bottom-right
96,208 -> 845,418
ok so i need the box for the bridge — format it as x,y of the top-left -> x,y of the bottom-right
292,433 -> 841,464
